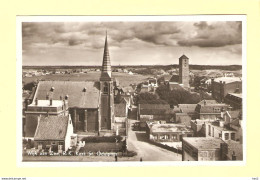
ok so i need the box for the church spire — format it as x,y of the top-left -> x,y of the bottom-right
101,31 -> 112,79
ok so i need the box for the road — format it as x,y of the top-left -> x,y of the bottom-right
126,119 -> 181,161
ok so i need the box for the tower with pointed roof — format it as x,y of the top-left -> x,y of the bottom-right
99,32 -> 114,130
179,54 -> 190,89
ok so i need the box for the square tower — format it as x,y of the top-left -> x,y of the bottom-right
179,55 -> 190,89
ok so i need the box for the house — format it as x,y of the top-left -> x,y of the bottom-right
211,77 -> 242,102
147,123 -> 193,142
24,99 -> 68,138
138,104 -> 173,121
174,104 -> 198,125
205,120 -> 237,141
34,115 -> 75,152
195,100 -> 230,120
220,140 -> 243,160
182,137 -> 225,161
190,119 -> 213,137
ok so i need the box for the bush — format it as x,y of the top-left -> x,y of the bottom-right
82,135 -> 122,143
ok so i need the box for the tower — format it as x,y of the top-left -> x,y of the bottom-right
179,54 -> 190,89
99,32 -> 114,130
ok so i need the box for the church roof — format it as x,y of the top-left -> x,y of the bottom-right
34,115 -> 69,141
101,32 -> 112,78
33,81 -> 100,108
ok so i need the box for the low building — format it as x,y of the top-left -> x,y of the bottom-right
34,115 -> 75,152
195,100 -> 230,120
182,137 -> 225,161
211,77 -> 242,102
147,123 -> 193,142
137,104 -> 174,122
205,120 -> 237,141
174,104 -> 198,125
221,140 -> 243,160
190,119 -> 213,137
24,99 -> 69,138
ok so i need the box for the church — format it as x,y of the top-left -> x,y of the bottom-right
24,33 -> 116,137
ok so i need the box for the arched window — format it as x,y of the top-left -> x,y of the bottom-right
103,82 -> 109,94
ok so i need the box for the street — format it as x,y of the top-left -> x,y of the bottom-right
126,119 -> 182,161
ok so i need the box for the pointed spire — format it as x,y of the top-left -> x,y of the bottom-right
101,31 -> 112,79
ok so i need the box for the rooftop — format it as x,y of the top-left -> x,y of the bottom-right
178,104 -> 197,113
213,77 -> 242,84
150,124 -> 192,133
227,93 -> 242,99
28,100 -> 64,107
183,137 -> 225,150
34,115 -> 70,141
34,81 -> 100,109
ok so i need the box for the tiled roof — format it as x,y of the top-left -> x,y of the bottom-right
183,137 -> 224,150
34,116 -> 69,141
34,81 -> 100,108
178,104 -> 197,113
139,104 -> 170,115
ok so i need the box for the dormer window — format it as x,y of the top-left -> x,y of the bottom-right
83,87 -> 87,92
50,87 -> 55,92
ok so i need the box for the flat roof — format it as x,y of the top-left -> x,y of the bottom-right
213,77 -> 242,84
183,137 -> 225,150
150,124 -> 192,133
28,100 -> 63,107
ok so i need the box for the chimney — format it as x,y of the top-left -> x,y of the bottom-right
219,120 -> 224,128
50,99 -> 53,106
35,98 -> 38,105
204,100 -> 206,106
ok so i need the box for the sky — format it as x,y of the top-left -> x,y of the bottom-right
22,21 -> 242,66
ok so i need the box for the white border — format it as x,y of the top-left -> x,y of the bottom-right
16,15 -> 247,167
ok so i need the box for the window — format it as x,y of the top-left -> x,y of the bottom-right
225,133 -> 229,140
231,133 -> 235,140
208,125 -> 211,136
187,134 -> 192,137
212,128 -> 214,137
103,83 -> 109,94
219,133 -> 222,138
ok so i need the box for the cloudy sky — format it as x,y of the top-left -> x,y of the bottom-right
22,21 -> 242,66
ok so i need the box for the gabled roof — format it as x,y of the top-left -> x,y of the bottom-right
179,54 -> 189,59
34,116 -> 70,141
178,104 -> 197,113
34,81 -> 100,108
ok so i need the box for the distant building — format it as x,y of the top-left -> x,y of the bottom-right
211,77 -> 242,102
166,55 -> 191,90
190,119 -> 213,137
221,140 -> 243,160
147,123 -> 193,142
34,115 -> 75,152
179,55 -> 190,89
182,137 -> 225,161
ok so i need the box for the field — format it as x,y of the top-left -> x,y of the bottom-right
22,71 -> 151,88
191,69 -> 242,77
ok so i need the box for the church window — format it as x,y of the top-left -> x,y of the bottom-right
103,83 -> 109,94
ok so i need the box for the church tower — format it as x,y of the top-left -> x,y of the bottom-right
99,32 -> 114,130
179,54 -> 190,89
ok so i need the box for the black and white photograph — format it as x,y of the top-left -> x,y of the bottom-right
18,16 -> 246,163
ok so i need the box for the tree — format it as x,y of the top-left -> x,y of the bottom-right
135,92 -> 167,104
